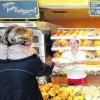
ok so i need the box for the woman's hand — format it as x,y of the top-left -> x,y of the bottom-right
45,55 -> 53,65
72,60 -> 84,64
54,62 -> 61,67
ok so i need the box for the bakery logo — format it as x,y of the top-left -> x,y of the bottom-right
2,2 -> 36,15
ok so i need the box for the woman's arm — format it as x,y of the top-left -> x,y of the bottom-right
35,55 -> 54,77
72,51 -> 86,64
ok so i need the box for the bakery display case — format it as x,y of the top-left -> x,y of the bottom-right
50,28 -> 100,85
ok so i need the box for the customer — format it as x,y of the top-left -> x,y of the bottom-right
0,25 -> 54,100
61,39 -> 87,85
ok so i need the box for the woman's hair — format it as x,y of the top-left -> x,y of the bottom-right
75,40 -> 79,43
3,25 -> 18,46
4,25 -> 33,46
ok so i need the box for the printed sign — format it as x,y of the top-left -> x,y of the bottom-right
89,0 -> 100,16
0,0 -> 40,19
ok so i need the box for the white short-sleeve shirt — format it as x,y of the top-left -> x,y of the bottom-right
62,50 -> 86,79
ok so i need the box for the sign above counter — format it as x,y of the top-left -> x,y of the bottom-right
0,0 -> 40,19
89,0 -> 100,16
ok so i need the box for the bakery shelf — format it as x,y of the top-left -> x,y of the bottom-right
58,28 -> 95,30
53,65 -> 100,72
51,46 -> 100,51
52,58 -> 100,62
51,36 -> 100,40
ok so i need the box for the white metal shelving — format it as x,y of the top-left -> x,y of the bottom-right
58,28 -> 95,30
53,65 -> 100,72
52,58 -> 100,63
51,46 -> 100,51
51,36 -> 100,40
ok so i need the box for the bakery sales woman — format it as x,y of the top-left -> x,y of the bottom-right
61,39 -> 87,85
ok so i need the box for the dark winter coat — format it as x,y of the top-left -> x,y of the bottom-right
0,44 -> 54,100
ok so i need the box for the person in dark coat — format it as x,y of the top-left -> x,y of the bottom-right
0,25 -> 54,100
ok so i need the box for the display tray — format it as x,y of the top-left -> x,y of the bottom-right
53,65 -> 100,73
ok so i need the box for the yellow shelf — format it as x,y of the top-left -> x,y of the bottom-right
39,0 -> 89,7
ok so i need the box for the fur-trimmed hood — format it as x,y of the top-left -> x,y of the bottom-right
0,44 -> 37,60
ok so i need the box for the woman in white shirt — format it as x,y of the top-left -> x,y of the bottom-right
61,39 -> 87,85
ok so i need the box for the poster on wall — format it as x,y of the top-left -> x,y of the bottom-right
0,0 -> 40,19
89,0 -> 100,16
